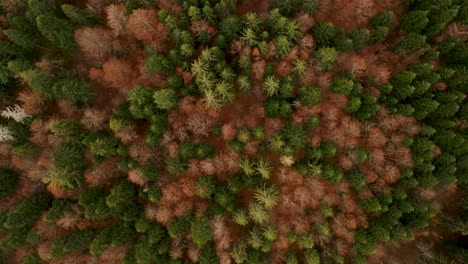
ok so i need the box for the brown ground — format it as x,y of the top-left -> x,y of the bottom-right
316,0 -> 405,31
236,0 -> 272,16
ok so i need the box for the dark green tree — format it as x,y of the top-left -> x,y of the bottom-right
346,96 -> 362,113
153,89 -> 178,110
49,229 -> 94,259
199,247 -> 219,264
360,198 -> 382,213
3,193 -> 50,229
335,37 -> 354,52
371,26 -> 389,43
82,134 -> 120,159
370,11 -> 393,28
424,8 -> 459,38
26,0 -> 54,21
145,184 -> 162,203
214,186 -> 236,211
49,120 -> 84,141
52,79 -> 95,107
0,168 -> 19,199
400,11 -> 429,33
315,47 -> 338,71
141,165 -> 160,180
106,180 -> 135,213
52,143 -> 85,171
274,35 -> 293,56
165,158 -> 186,176
304,249 -> 321,264
278,123 -> 307,154
331,76 -> 355,95
299,86 -> 322,107
320,142 -> 337,158
349,29 -> 370,50
26,228 -> 42,245
61,4 -> 94,25
393,33 -> 429,53
191,216 -> 213,248
7,58 -> 33,74
78,189 -> 112,220
311,22 -> 337,46
195,176 -> 217,199
390,70 -> 416,100
23,253 -> 43,264
220,16 -> 243,41
168,215 -> 192,239
147,54 -> 174,73
285,251 -> 298,264
1,227 -> 30,250
128,85 -> 156,120
43,167 -> 82,189
90,223 -> 133,256
302,0 -> 319,16
413,97 -> 440,120
179,141 -> 197,161
271,0 -> 303,16
3,28 -> 38,51
18,69 -> 55,98
43,199 -> 74,222
321,161 -> 343,184
36,15 -> 76,49
431,102 -> 460,119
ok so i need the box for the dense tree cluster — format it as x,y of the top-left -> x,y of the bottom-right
0,0 -> 466,263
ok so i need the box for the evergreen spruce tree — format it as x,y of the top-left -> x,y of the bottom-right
52,79 -> 94,106
61,4 -> 94,25
360,198 -> 383,213
311,22 -> 337,46
36,15 -> 76,49
195,176 -> 217,199
3,29 -> 38,51
0,168 -> 19,199
153,89 -> 178,110
168,215 -> 191,239
299,86 -> 322,107
399,11 -> 429,33
315,47 -> 338,71
79,189 -> 112,220
254,184 -> 279,209
191,216 -> 213,248
4,193 -> 50,229
128,85 -> 156,119
49,229 -> 94,259
393,33 -> 429,53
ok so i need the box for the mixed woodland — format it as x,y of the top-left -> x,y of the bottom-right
0,0 -> 467,263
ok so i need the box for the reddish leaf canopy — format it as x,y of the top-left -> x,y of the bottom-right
75,27 -> 113,64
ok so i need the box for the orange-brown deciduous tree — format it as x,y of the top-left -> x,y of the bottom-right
75,27 -> 113,64
81,108 -> 109,132
128,9 -> 169,50
187,113 -> 214,139
115,125 -> 138,144
106,4 -> 127,36
222,123 -> 237,141
102,57 -> 135,89
29,119 -> 49,147
18,91 -> 45,115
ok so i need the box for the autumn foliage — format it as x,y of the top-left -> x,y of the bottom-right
0,0 -> 466,263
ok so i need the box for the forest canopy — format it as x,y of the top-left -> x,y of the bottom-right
0,0 -> 467,263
